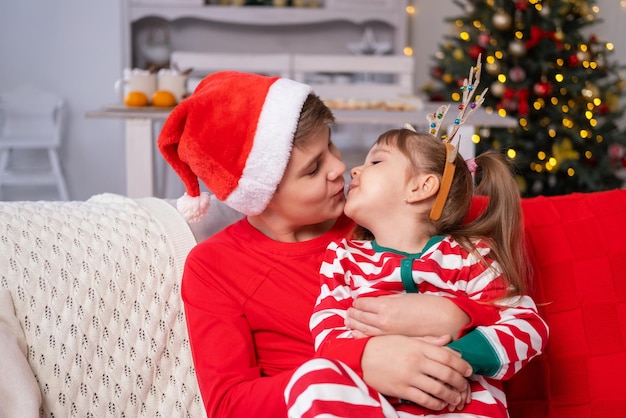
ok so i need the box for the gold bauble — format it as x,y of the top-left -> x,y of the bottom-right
493,10 -> 512,30
491,81 -> 506,97
509,39 -> 526,57
577,50 -> 591,62
555,30 -> 564,42
581,83 -> 600,100
485,61 -> 501,75
442,74 -> 455,84
606,91 -> 619,111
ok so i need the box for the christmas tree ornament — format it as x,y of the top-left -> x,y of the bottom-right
508,39 -> 527,57
555,29 -> 564,41
525,26 -> 562,50
442,73 -> 455,84
478,33 -> 491,47
431,67 -> 444,78
469,45 -> 484,60
491,81 -> 506,97
533,79 -> 552,97
581,82 -> 600,100
485,61 -> 501,75
568,53 -> 580,66
493,10 -> 512,30
509,66 -> 526,83
515,0 -> 528,11
539,5 -> 551,17
576,50 -> 591,62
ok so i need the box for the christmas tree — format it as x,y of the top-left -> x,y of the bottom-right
427,0 -> 626,196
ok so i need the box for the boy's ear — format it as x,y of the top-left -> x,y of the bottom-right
405,174 -> 440,203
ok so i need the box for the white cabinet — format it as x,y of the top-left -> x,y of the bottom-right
121,0 -> 409,70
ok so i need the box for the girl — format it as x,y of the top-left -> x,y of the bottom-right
285,127 -> 549,417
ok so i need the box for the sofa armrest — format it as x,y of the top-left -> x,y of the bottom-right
0,290 -> 41,418
0,193 -> 204,416
164,194 -> 244,243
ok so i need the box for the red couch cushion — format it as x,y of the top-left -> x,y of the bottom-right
504,189 -> 626,418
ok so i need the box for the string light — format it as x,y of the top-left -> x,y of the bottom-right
404,2 -> 416,57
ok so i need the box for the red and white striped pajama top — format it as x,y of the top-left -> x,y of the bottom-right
290,235 -> 548,417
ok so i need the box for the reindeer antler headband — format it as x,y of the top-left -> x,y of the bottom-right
420,55 -> 488,221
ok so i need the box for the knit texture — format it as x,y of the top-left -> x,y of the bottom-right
0,193 -> 202,417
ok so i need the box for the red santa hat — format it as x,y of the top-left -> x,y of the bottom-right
158,71 -> 312,221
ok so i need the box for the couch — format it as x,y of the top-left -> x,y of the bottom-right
1,189 -> 625,417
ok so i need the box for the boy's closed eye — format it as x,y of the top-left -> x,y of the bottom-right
307,165 -> 320,176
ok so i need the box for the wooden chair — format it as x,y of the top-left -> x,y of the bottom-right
0,85 -> 69,201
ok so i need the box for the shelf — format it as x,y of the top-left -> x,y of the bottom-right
128,5 -> 405,27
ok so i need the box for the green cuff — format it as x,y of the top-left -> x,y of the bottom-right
447,329 -> 500,377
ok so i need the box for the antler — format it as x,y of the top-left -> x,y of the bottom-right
445,54 -> 489,143
424,54 -> 488,221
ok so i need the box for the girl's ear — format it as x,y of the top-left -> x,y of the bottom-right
405,174 -> 440,203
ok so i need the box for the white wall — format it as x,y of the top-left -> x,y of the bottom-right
1,0 -> 624,201
0,0 -> 124,201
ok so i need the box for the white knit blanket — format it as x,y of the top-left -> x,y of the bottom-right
0,193 -> 203,417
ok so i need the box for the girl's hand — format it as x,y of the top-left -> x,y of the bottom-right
361,334 -> 472,411
449,374 -> 472,412
346,294 -> 470,339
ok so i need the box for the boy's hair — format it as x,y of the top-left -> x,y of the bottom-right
293,94 -> 335,148
354,128 -> 529,297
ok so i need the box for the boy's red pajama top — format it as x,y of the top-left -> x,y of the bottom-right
181,214 -> 356,418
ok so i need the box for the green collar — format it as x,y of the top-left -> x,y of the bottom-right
372,235 -> 445,293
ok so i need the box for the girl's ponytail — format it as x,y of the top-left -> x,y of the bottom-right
469,151 -> 530,295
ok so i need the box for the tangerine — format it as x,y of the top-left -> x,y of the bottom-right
152,90 -> 177,108
124,91 -> 149,107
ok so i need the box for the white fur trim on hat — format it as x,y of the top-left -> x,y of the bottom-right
224,78 -> 312,215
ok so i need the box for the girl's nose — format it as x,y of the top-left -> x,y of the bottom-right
350,166 -> 361,179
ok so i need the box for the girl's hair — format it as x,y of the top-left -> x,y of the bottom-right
354,128 -> 529,297
293,94 -> 335,148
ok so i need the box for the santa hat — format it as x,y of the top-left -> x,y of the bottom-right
158,71 -> 312,221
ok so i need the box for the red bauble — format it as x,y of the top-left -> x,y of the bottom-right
534,80 -> 552,97
431,67 -> 444,78
515,0 -> 528,11
478,33 -> 491,47
598,103 -> 609,114
468,45 -> 484,60
568,54 -> 579,66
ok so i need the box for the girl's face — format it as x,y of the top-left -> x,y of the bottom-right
265,125 -> 346,229
345,142 -> 413,231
